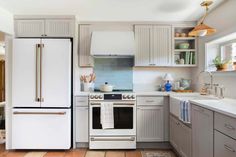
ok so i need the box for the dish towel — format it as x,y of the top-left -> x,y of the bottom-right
179,100 -> 191,123
100,102 -> 114,129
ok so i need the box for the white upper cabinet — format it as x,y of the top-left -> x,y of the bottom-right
15,20 -> 45,37
152,25 -> 172,66
79,25 -> 94,67
134,25 -> 152,66
134,25 -> 172,66
15,18 -> 74,37
45,19 -> 74,37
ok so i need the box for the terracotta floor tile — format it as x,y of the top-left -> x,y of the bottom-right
3,151 -> 27,157
125,150 -> 142,157
105,151 -> 125,157
85,151 -> 105,157
64,149 -> 87,157
43,151 -> 65,157
24,152 -> 46,157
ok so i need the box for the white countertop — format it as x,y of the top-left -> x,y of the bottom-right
190,98 -> 236,119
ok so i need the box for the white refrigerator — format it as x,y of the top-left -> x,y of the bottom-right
11,39 -> 72,149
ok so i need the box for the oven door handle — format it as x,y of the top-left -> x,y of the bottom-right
90,137 -> 135,141
90,103 -> 135,106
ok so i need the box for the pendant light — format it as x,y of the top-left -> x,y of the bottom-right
189,0 -> 216,37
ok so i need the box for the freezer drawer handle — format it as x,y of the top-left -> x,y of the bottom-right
13,111 -> 66,115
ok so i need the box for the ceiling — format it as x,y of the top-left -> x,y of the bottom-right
0,0 -> 225,21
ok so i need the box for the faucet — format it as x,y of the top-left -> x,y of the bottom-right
198,70 -> 213,90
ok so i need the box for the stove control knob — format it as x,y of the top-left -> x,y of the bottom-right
90,95 -> 95,99
131,95 -> 135,99
95,95 -> 99,99
123,95 -> 127,99
99,95 -> 103,99
127,95 -> 131,99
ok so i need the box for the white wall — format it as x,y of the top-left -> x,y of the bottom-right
192,0 -> 236,99
0,6 -> 14,35
133,67 -> 192,91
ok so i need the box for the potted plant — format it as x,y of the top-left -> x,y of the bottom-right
212,56 -> 231,71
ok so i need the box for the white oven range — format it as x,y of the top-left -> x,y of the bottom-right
89,93 -> 136,149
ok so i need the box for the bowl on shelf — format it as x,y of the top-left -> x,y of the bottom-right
178,43 -> 190,49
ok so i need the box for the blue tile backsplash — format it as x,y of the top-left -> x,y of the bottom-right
94,58 -> 134,90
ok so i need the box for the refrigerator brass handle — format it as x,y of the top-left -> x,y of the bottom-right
35,44 -> 40,102
40,43 -> 44,102
13,111 -> 66,115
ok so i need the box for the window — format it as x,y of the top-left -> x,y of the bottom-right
220,41 -> 236,64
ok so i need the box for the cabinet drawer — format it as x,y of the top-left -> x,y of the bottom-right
75,96 -> 88,107
215,130 -> 236,157
215,112 -> 236,139
137,96 -> 164,106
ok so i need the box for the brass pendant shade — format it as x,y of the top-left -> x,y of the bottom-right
189,0 -> 216,37
189,23 -> 216,37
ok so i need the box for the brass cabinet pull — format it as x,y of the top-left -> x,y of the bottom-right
35,44 -> 41,102
224,144 -> 235,152
39,43 -> 44,102
224,124 -> 235,130
13,111 -> 66,115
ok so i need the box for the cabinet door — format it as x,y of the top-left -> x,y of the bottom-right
215,130 -> 236,157
179,122 -> 192,157
41,39 -> 71,108
170,115 -> 180,150
192,105 -> 213,157
137,106 -> 164,142
151,25 -> 172,66
76,106 -> 89,142
45,19 -> 74,37
79,25 -> 94,67
15,20 -> 45,37
12,39 -> 41,107
134,25 -> 152,66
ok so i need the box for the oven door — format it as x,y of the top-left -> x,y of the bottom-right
89,101 -> 136,136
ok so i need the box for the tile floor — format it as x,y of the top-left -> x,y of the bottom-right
0,145 -> 175,157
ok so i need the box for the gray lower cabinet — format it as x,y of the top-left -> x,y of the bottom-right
75,106 -> 89,142
137,106 -> 164,142
191,105 -> 213,157
170,115 -> 191,157
214,130 -> 236,157
75,96 -> 89,143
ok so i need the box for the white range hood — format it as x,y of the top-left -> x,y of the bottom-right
90,31 -> 135,57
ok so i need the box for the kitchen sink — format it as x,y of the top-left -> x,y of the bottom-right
170,95 -> 219,120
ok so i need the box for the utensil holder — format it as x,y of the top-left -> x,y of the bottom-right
83,83 -> 94,92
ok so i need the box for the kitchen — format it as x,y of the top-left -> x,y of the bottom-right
0,0 -> 236,157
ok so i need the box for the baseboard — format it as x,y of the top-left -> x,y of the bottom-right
137,142 -> 172,149
76,142 -> 89,148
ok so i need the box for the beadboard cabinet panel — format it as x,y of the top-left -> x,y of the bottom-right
75,106 -> 89,143
15,20 -> 45,37
45,19 -> 74,37
137,106 -> 164,142
152,25 -> 172,66
192,105 -> 213,157
170,115 -> 191,157
79,25 -> 94,67
134,25 -> 152,66
134,25 -> 172,66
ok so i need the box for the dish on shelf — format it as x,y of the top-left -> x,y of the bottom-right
178,42 -> 190,49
